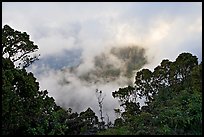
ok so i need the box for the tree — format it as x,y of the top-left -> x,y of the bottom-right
79,108 -> 99,135
2,25 -> 66,135
135,69 -> 154,104
2,24 -> 39,68
173,52 -> 198,82
2,57 -> 42,134
105,52 -> 202,135
112,85 -> 136,107
95,89 -> 106,129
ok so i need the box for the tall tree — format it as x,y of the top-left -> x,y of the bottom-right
2,25 -> 64,135
2,24 -> 39,68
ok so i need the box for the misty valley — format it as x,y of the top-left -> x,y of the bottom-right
2,24 -> 202,135
28,44 -> 148,124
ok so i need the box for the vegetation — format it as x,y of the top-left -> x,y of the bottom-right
2,25 -> 202,135
103,52 -> 202,135
2,25 -> 99,135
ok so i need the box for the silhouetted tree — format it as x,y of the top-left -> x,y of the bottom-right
2,24 -> 39,68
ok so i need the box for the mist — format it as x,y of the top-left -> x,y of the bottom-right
2,2 -> 202,122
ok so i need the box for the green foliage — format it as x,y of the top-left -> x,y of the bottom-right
112,85 -> 136,106
97,126 -> 132,135
2,25 -> 39,68
2,25 -> 101,135
79,107 -> 99,134
104,52 -> 202,135
114,118 -> 124,127
135,69 -> 154,103
2,51 -> 101,135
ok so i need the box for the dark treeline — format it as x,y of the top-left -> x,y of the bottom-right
2,25 -> 202,135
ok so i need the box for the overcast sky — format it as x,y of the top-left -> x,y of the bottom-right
2,2 -> 202,63
2,2 -> 202,122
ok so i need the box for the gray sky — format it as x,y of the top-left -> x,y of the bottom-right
2,2 -> 202,64
2,2 -> 202,122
